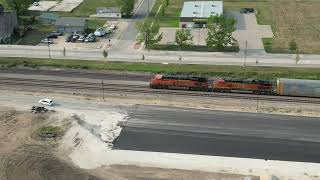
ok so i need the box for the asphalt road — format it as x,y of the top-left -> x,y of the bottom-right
111,0 -> 156,51
121,0 -> 156,41
115,105 -> 320,163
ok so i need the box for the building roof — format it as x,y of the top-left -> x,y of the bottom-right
55,17 -> 86,27
39,13 -> 59,20
180,1 -> 223,18
96,7 -> 121,13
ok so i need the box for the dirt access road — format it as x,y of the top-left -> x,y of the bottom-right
0,107 -> 256,180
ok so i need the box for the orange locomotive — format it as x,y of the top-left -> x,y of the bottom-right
150,74 -> 210,91
213,79 -> 273,95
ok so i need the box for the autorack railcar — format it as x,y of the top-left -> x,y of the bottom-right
276,78 -> 320,97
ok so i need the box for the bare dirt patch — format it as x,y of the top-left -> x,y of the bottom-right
0,107 -> 100,180
92,165 -> 259,180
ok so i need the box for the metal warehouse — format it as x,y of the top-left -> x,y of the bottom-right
179,1 -> 223,28
55,17 -> 87,33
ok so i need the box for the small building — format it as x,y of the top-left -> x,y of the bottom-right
96,7 -> 121,18
55,17 -> 87,33
39,13 -> 59,24
0,5 -> 18,43
179,1 -> 223,28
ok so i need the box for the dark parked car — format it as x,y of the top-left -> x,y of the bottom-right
71,34 -> 79,42
240,8 -> 254,13
47,33 -> 58,38
51,31 -> 63,36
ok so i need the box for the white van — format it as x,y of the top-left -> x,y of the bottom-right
38,99 -> 54,106
94,28 -> 106,37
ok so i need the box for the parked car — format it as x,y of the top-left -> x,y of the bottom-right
51,31 -> 63,36
33,2 -> 39,6
65,34 -> 72,42
240,8 -> 254,13
46,33 -> 58,38
38,98 -> 54,106
109,24 -> 116,30
84,33 -> 95,42
77,35 -> 85,42
41,38 -> 53,44
94,28 -> 106,37
71,34 -> 79,42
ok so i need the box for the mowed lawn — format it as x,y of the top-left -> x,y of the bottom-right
59,0 -> 118,17
18,23 -> 55,45
152,0 -> 320,54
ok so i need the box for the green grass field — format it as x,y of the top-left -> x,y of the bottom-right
1,57 -> 320,80
59,0 -> 118,17
150,0 -> 320,54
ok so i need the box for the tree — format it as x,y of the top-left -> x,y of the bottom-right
289,39 -> 298,52
103,50 -> 108,58
165,0 -> 170,6
62,47 -> 66,57
117,0 -> 135,18
175,29 -> 193,51
136,18 -> 162,50
206,15 -> 236,50
161,5 -> 165,16
6,0 -> 32,15
289,39 -> 300,64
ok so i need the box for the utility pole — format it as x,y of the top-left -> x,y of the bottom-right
198,28 -> 200,45
244,40 -> 247,66
101,80 -> 105,101
148,0 -> 150,15
47,39 -> 51,59
256,99 -> 259,112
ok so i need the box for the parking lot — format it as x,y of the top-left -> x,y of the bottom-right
229,11 -> 273,54
39,21 -> 125,49
159,11 -> 273,54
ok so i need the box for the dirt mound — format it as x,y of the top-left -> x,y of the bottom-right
0,144 -> 101,180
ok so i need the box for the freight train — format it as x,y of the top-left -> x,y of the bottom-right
150,74 -> 320,98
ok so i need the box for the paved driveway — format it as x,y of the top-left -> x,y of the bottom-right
50,0 -> 84,12
229,11 -> 273,55
28,1 -> 57,11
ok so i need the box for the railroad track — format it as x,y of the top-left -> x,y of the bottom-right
0,68 -> 151,81
1,77 -> 320,104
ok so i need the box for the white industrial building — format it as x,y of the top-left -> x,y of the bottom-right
96,7 -> 122,18
179,1 -> 223,28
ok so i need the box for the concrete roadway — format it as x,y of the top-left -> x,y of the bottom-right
115,105 -> 320,163
2,44 -> 320,67
111,0 -> 156,51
